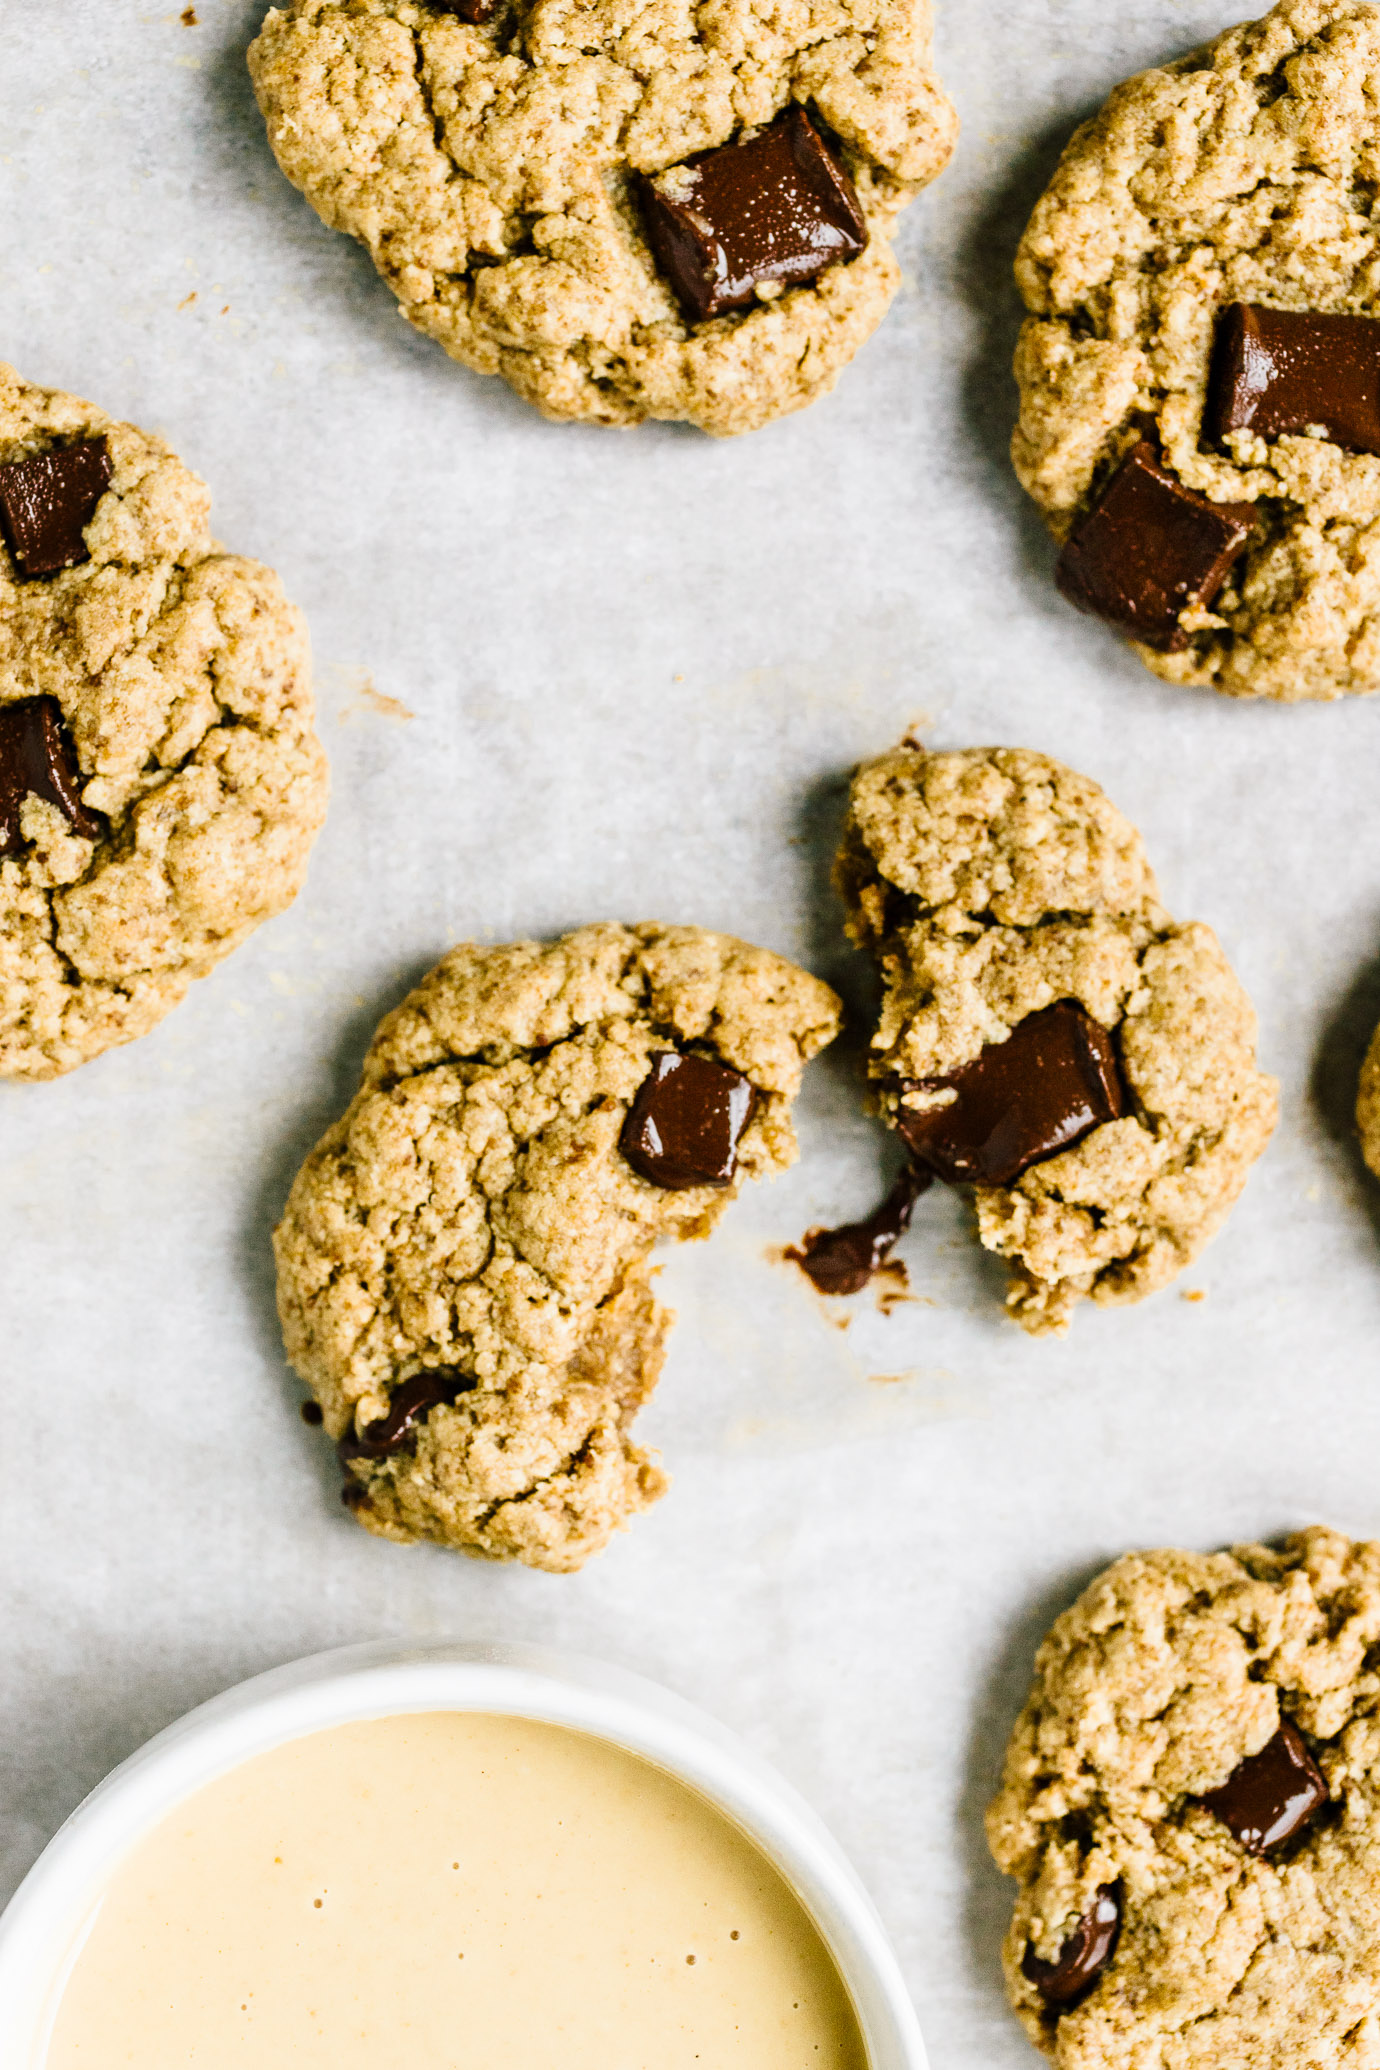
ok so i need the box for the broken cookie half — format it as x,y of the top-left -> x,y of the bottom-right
273,922 -> 840,1572
834,741 -> 1277,1334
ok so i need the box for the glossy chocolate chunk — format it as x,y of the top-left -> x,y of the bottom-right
434,0 -> 495,20
786,1164 -> 932,1296
0,437 -> 111,578
638,106 -> 867,324
1056,439 -> 1257,652
0,696 -> 104,856
1022,1885 -> 1122,2009
1199,1716 -> 1328,1855
1206,302 -> 1380,456
338,1370 -> 476,1462
896,1002 -> 1125,1188
620,1050 -> 757,1190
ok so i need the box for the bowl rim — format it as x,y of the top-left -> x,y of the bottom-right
0,1637 -> 928,2070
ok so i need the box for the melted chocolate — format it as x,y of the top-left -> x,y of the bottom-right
786,1164 -> 932,1296
1198,1716 -> 1328,1855
896,1002 -> 1126,1188
1022,1885 -> 1122,2009
1055,438 -> 1257,651
638,106 -> 867,324
0,696 -> 104,856
338,1370 -> 476,1463
0,437 -> 112,578
1206,302 -> 1380,456
620,1050 -> 757,1190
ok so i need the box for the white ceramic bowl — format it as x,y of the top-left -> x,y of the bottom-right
0,1639 -> 928,2070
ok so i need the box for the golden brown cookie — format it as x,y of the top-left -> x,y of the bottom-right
247,0 -> 956,435
0,366 -> 329,1078
274,923 -> 841,1571
836,742 -> 1277,1333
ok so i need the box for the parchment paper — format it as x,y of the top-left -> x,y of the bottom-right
5,3 -> 1380,2062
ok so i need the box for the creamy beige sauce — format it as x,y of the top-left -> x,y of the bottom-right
47,1711 -> 868,2069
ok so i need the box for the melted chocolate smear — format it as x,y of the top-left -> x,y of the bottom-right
0,437 -> 112,578
620,1050 -> 757,1191
1022,1884 -> 1122,2010
1198,1716 -> 1328,1856
0,696 -> 105,856
1055,438 -> 1256,652
638,106 -> 867,324
1206,302 -> 1380,456
338,1370 -> 477,1463
786,1164 -> 932,1296
897,1002 -> 1126,1188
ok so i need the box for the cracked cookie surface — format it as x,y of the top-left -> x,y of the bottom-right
247,0 -> 956,435
835,743 -> 1277,1333
1013,0 -> 1380,700
987,1527 -> 1380,2069
273,922 -> 840,1571
0,367 -> 329,1078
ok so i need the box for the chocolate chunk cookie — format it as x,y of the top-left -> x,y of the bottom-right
987,1528 -> 1380,2067
247,0 -> 956,436
1013,0 -> 1380,700
273,923 -> 840,1571
835,743 -> 1277,1333
0,367 -> 328,1077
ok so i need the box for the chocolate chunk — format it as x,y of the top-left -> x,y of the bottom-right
338,1370 -> 476,1463
300,1400 -> 324,1426
433,0 -> 495,19
1206,302 -> 1380,456
1198,1716 -> 1328,1855
638,106 -> 867,325
620,1050 -> 757,1190
1055,439 -> 1257,652
1022,1885 -> 1122,2009
0,437 -> 111,578
786,1164 -> 933,1296
896,1001 -> 1125,1188
0,696 -> 104,856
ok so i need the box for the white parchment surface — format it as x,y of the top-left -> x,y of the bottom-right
5,2 -> 1380,2063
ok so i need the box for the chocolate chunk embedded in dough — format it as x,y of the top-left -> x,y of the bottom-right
786,1164 -> 932,1296
896,1002 -> 1125,1188
1022,1885 -> 1122,2009
433,0 -> 495,20
338,1370 -> 477,1461
621,1051 -> 757,1190
0,437 -> 111,577
1206,302 -> 1380,456
638,107 -> 867,325
1056,440 -> 1256,652
1198,1717 -> 1328,1856
0,696 -> 104,855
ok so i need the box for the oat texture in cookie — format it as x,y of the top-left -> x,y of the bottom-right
273,923 -> 841,1572
835,743 -> 1277,1334
246,0 -> 956,436
1358,1015 -> 1380,1178
1013,0 -> 1380,700
0,367 -> 329,1078
987,1528 -> 1380,2068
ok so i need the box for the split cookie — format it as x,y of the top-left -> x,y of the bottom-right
987,1528 -> 1380,2067
1013,0 -> 1380,700
273,923 -> 840,1571
835,742 -> 1277,1333
247,0 -> 956,436
0,366 -> 328,1078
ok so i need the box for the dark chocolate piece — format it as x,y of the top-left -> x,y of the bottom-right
786,1164 -> 932,1296
0,696 -> 104,856
620,1050 -> 757,1190
338,1370 -> 476,1462
638,106 -> 867,325
300,1400 -> 324,1426
0,437 -> 111,578
1022,1885 -> 1122,2009
896,1002 -> 1125,1188
433,0 -> 495,20
1198,1716 -> 1328,1855
1206,302 -> 1380,456
1055,439 -> 1257,652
